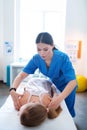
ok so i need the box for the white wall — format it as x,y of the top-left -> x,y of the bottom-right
65,0 -> 87,77
0,0 -> 4,80
0,0 -> 14,82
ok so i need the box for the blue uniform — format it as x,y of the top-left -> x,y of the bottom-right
23,50 -> 77,117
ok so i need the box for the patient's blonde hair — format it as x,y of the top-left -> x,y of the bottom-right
20,104 -> 62,127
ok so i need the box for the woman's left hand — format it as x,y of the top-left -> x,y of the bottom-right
40,93 -> 52,107
48,94 -> 63,110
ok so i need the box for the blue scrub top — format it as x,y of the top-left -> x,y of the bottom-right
23,50 -> 76,91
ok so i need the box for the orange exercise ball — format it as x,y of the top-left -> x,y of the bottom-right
76,75 -> 87,92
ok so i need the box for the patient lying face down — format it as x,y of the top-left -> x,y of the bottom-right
17,78 -> 62,127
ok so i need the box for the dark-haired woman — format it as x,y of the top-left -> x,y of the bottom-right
10,32 -> 77,117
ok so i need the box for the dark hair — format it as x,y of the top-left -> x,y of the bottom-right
20,104 -> 62,127
35,32 -> 57,50
36,32 -> 53,45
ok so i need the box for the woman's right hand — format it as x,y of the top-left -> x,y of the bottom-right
40,93 -> 52,107
10,90 -> 23,111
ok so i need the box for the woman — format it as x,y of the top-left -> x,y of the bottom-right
18,78 -> 62,127
10,32 -> 77,117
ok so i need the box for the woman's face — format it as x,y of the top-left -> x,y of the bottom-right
36,43 -> 54,61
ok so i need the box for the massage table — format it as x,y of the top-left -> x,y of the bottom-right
0,82 -> 77,130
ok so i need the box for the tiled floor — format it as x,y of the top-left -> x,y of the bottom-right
74,92 -> 87,130
0,82 -> 9,107
0,81 -> 87,130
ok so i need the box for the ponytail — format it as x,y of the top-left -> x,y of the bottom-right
47,106 -> 62,119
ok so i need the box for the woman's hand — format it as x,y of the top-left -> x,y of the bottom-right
10,90 -> 23,111
40,93 -> 52,107
48,94 -> 63,110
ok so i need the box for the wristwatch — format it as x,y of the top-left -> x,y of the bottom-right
9,88 -> 16,92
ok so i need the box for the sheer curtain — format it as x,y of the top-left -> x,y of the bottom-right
14,0 -> 66,61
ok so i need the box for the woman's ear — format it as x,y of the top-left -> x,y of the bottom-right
47,108 -> 49,112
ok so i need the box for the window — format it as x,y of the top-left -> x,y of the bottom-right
14,0 -> 66,61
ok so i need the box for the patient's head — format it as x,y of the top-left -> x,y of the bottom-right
19,103 -> 47,127
19,102 -> 62,127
